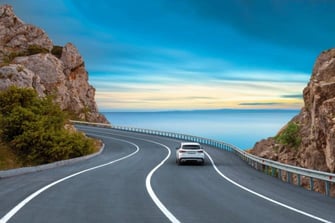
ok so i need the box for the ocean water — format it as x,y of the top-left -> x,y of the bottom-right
102,109 -> 300,150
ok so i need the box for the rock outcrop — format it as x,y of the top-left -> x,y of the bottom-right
250,48 -> 335,195
0,5 -> 107,123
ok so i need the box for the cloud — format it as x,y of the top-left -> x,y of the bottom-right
4,0 -> 316,111
65,0 -> 318,73
93,76 -> 305,111
175,0 -> 335,52
9,0 -> 321,75
210,70 -> 310,84
281,94 -> 303,99
239,102 -> 283,106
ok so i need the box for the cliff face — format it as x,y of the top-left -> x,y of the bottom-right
251,49 -> 335,194
0,5 -> 108,123
251,49 -> 335,173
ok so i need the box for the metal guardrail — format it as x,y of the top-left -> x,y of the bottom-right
71,120 -> 335,196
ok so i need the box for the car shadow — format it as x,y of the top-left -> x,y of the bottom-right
177,160 -> 207,166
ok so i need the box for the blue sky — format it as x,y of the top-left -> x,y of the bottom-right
3,0 -> 335,111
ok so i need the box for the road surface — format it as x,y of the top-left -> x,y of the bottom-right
0,125 -> 334,223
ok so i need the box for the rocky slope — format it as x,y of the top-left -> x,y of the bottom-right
250,48 -> 335,194
0,5 -> 107,123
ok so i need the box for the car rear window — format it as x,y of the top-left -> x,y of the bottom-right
182,145 -> 200,150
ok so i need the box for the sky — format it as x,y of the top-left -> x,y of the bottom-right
2,0 -> 335,111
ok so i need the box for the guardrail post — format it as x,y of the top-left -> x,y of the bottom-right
287,172 -> 291,184
297,174 -> 301,186
271,167 -> 275,177
278,169 -> 282,180
325,181 -> 330,196
310,177 -> 314,191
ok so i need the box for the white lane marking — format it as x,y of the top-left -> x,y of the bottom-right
0,136 -> 140,223
79,128 -> 181,223
144,140 -> 180,223
85,128 -> 333,223
204,151 -> 333,223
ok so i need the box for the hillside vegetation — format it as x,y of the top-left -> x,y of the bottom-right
0,86 -> 96,168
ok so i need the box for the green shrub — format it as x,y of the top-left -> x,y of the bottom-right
27,45 -> 49,55
1,51 -> 26,65
0,86 -> 95,165
275,122 -> 301,149
1,45 -> 48,66
0,142 -> 21,170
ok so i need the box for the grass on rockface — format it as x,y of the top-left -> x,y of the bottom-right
1,44 -> 50,67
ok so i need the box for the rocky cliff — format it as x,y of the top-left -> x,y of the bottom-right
0,5 -> 108,123
250,48 -> 335,194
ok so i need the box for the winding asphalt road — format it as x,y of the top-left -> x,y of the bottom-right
0,125 -> 334,223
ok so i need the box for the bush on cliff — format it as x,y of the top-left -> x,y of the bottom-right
275,122 -> 301,150
0,86 -> 94,165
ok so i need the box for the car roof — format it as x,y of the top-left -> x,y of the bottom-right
181,142 -> 201,146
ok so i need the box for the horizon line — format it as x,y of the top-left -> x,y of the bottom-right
100,108 -> 302,113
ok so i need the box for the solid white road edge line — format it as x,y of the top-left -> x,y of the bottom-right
80,128 -> 181,223
204,151 -> 332,223
0,136 -> 140,223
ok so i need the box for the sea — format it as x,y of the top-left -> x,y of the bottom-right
102,109 -> 300,150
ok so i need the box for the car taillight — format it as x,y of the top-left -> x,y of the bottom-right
197,150 -> 204,153
179,150 -> 186,153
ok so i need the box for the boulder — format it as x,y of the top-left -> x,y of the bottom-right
0,4 -> 108,123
